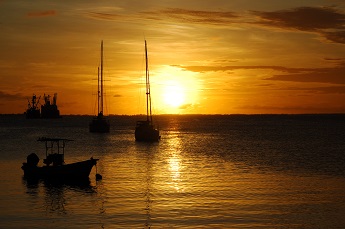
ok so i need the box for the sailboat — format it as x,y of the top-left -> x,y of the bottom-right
89,40 -> 110,133
135,40 -> 160,141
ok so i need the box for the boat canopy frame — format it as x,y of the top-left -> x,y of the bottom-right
37,137 -> 73,158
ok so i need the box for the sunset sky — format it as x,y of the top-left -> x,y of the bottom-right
1,0 -> 345,115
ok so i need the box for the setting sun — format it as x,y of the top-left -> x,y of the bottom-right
152,66 -> 200,114
163,81 -> 185,108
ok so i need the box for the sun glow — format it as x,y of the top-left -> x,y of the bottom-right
163,81 -> 186,108
153,66 -> 200,114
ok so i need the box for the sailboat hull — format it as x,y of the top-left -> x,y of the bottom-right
135,121 -> 160,141
89,117 -> 110,133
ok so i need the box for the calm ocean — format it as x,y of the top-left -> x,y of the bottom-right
0,114 -> 344,228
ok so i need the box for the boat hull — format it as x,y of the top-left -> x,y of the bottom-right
89,117 -> 110,133
41,93 -> 61,118
135,121 -> 160,141
41,105 -> 61,118
25,109 -> 40,119
22,158 -> 98,180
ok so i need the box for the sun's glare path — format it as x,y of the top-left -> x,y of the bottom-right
166,132 -> 183,192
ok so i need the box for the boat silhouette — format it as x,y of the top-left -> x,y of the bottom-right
22,137 -> 98,180
89,40 -> 110,133
25,93 -> 61,119
135,40 -> 160,142
25,94 -> 41,119
41,93 -> 61,118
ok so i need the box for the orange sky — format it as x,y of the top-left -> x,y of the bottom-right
1,0 -> 345,115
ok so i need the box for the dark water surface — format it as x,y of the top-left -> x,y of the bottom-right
0,114 -> 345,228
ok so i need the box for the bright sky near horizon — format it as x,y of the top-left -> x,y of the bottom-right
1,0 -> 345,115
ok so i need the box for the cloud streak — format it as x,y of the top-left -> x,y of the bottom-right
84,7 -> 240,25
142,8 -> 239,25
27,10 -> 56,18
0,91 -> 25,101
175,64 -> 309,74
85,12 -> 125,21
266,68 -> 345,85
141,6 -> 345,44
176,62 -> 345,85
83,6 -> 345,45
286,85 -> 345,94
253,7 -> 345,44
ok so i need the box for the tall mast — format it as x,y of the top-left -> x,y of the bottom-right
100,40 -> 104,114
145,40 -> 152,123
97,67 -> 100,114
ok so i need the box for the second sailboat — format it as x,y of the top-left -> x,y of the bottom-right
135,40 -> 160,141
89,40 -> 110,133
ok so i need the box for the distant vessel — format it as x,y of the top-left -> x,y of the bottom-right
22,137 -> 98,180
41,93 -> 61,118
25,94 -> 41,119
89,40 -> 110,133
135,40 -> 160,141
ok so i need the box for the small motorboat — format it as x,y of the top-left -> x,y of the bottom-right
22,137 -> 98,180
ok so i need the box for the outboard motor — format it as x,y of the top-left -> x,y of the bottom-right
26,153 -> 39,167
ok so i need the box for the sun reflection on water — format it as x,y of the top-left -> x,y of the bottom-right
166,132 -> 183,192
168,155 -> 181,191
